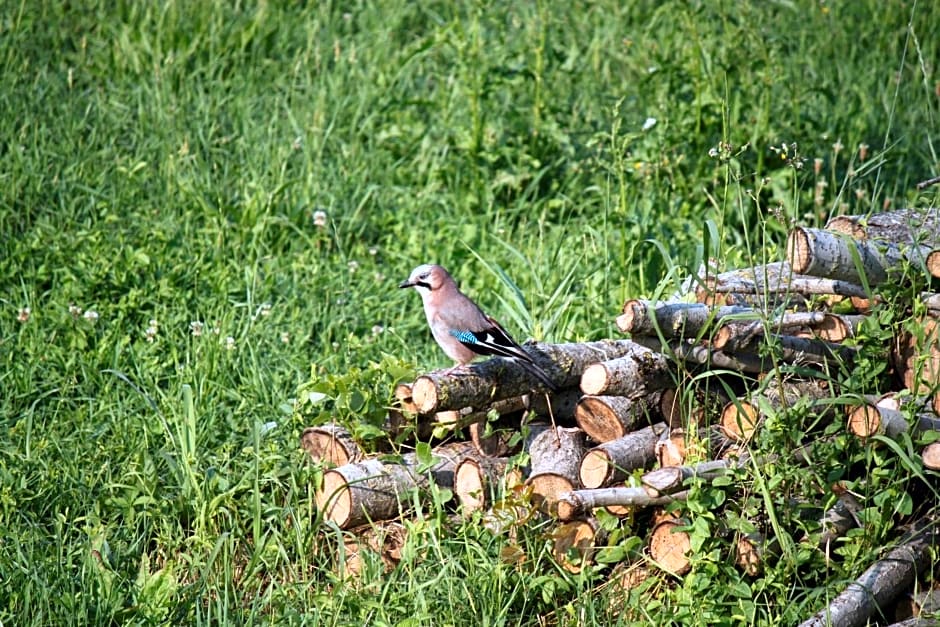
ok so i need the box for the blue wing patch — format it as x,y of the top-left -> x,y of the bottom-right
450,329 -> 480,345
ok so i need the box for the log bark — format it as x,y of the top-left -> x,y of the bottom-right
552,518 -> 607,573
721,379 -> 832,442
454,456 -> 521,515
798,518 -> 940,627
301,424 -> 365,466
579,348 -> 674,398
317,442 -> 477,528
847,402 -> 940,439
631,336 -> 770,374
575,394 -> 657,443
712,328 -> 855,366
922,442 -> 940,470
579,423 -> 667,488
786,226 -> 931,287
525,426 -> 587,512
411,339 -> 653,414
649,515 -> 692,576
616,300 -> 753,337
555,487 -> 687,521
825,208 -> 940,248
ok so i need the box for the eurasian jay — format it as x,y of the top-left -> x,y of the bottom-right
399,264 -> 557,391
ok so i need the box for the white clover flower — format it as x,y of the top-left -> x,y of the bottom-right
280,331 -> 290,344
190,321 -> 204,337
69,304 -> 83,318
83,310 -> 99,323
642,117 -> 657,131
17,307 -> 31,323
313,210 -> 328,229
371,324 -> 384,336
223,336 -> 236,350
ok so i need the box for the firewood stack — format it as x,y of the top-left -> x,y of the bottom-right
305,208 -> 940,624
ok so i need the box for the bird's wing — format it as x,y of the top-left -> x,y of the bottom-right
448,316 -> 532,362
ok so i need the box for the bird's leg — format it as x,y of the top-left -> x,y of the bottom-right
441,363 -> 472,377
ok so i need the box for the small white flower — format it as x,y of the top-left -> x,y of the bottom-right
223,336 -> 236,350
17,307 -> 31,323
708,147 -> 719,158
642,117 -> 657,131
371,324 -> 384,336
313,210 -> 328,229
190,321 -> 204,337
69,304 -> 83,318
83,310 -> 99,323
280,331 -> 290,344
368,246 -> 378,256
348,260 -> 359,273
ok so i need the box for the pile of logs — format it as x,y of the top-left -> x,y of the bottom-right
303,208 -> 940,625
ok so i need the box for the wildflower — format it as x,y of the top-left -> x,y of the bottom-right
348,260 -> 359,273
223,336 -> 236,350
854,188 -> 866,200
280,331 -> 290,344
313,210 -> 328,229
371,324 -> 384,336
368,246 -> 378,256
69,304 -> 83,318
254,302 -> 272,319
832,140 -> 844,155
17,307 -> 30,323
190,321 -> 204,337
708,147 -> 719,158
145,325 -> 158,342
374,272 -> 386,283
83,310 -> 99,324
858,143 -> 869,162
813,158 -> 823,177
642,117 -> 657,131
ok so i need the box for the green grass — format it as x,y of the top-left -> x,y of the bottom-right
2,0 -> 939,624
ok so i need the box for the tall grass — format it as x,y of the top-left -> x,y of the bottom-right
1,1 -> 938,624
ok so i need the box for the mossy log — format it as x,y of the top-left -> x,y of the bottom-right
579,423 -> 667,488
798,518 -> 940,627
301,424 -> 365,466
411,340 -> 652,414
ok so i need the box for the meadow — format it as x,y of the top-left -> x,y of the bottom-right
2,1 -> 939,624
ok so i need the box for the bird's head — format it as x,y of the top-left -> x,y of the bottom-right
399,264 -> 451,296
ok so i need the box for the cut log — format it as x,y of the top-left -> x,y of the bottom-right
656,428 -> 688,467
928,250 -> 940,279
579,423 -> 667,488
317,442 -> 477,529
649,515 -> 692,576
579,349 -> 674,398
631,336 -> 770,374
552,518 -> 607,573
411,339 -> 654,414
721,379 -> 832,442
454,456 -> 521,515
892,317 -> 940,395
301,424 -> 364,466
922,441 -> 940,470
617,300 -> 753,337
525,426 -> 587,513
847,402 -> 940,439
555,487 -> 687,521
659,385 -> 732,431
697,261 -> 870,300
575,394 -> 657,443
786,226 -> 931,287
798,518 -> 940,627
825,208 -> 940,248
339,521 -> 407,577
641,459 -> 740,496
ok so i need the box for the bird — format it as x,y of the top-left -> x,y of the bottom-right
399,263 -> 557,391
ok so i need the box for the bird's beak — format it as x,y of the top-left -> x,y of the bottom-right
398,279 -> 414,289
